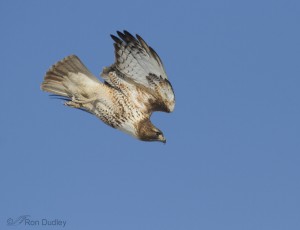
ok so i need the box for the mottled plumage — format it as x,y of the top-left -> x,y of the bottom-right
41,31 -> 175,143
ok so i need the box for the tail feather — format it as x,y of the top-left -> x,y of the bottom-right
49,94 -> 71,101
42,82 -> 69,97
41,55 -> 99,98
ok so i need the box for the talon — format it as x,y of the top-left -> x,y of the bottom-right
64,101 -> 81,108
72,97 -> 97,104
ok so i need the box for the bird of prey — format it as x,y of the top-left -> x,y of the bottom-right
41,31 -> 175,143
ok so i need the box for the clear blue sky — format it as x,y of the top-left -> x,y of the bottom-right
1,0 -> 299,229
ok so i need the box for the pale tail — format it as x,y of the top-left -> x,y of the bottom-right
41,55 -> 99,98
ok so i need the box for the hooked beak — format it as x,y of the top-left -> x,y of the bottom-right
161,137 -> 166,144
157,134 -> 166,144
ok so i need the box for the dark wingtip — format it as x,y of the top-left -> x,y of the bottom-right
123,30 -> 135,39
136,34 -> 150,51
117,30 -> 125,39
116,30 -> 137,43
136,34 -> 144,42
111,34 -> 122,43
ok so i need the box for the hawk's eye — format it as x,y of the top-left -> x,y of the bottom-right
155,131 -> 161,137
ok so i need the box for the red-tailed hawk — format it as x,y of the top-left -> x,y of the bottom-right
41,31 -> 175,143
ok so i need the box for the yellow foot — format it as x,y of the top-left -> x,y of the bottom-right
64,101 -> 81,108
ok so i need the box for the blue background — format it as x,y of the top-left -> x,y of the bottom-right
1,0 -> 300,229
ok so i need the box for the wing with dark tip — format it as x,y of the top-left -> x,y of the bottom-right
104,30 -> 175,113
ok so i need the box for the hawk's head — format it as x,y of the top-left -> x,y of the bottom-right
136,118 -> 166,143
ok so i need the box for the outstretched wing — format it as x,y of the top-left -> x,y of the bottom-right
103,30 -> 175,113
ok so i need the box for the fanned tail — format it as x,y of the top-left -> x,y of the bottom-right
41,55 -> 99,98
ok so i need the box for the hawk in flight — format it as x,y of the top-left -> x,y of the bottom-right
41,31 -> 175,143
